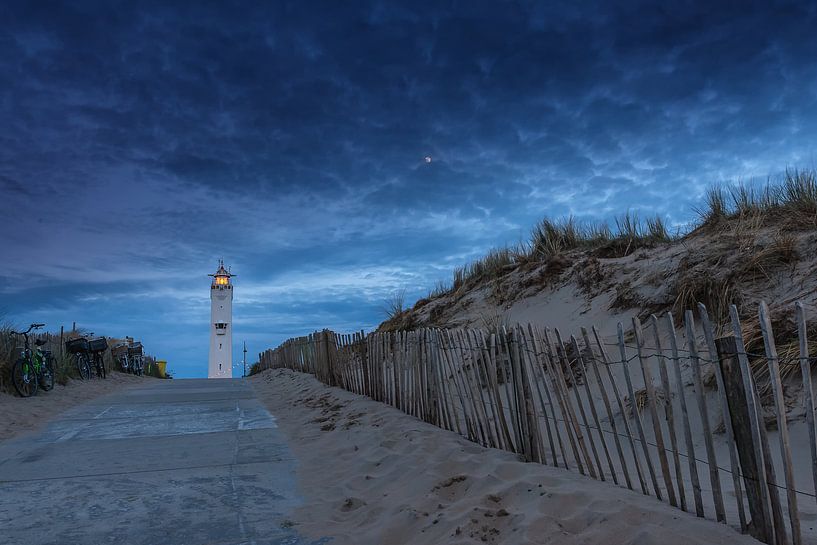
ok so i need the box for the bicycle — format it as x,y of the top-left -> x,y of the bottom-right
112,342 -> 131,373
65,336 -> 92,380
11,323 -> 55,397
128,341 -> 144,376
88,336 -> 108,379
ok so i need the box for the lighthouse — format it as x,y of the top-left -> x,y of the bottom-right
208,260 -> 234,378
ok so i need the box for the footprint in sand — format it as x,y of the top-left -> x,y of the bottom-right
340,497 -> 366,512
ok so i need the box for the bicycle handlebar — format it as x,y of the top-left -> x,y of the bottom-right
13,323 -> 46,336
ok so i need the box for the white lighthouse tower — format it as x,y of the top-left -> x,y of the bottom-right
208,260 -> 234,378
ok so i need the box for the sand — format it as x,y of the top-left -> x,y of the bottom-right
252,368 -> 761,545
0,372 -> 152,441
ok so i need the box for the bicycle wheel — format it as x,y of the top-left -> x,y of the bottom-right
12,358 -> 38,397
96,354 -> 106,379
39,357 -> 55,391
75,353 -> 92,380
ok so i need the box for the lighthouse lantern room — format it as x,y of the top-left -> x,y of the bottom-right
208,260 -> 233,378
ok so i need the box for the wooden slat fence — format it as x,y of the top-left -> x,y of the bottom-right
255,301 -> 817,545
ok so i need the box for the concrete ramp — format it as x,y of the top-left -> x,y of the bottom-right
0,378 -> 329,545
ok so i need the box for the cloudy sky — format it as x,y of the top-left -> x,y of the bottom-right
2,1 -> 816,378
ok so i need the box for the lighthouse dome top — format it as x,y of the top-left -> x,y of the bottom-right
209,260 -> 234,287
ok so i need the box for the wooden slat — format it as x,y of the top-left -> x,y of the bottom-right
697,303 -> 747,531
540,326 -> 581,472
571,335 -> 615,483
418,330 -> 428,420
424,329 -> 436,424
685,310 -> 726,522
487,332 -> 516,451
555,328 -> 601,479
530,325 -> 569,468
484,330 -> 509,449
525,324 -> 558,467
426,331 -> 440,426
414,331 -> 421,415
411,331 -> 418,416
465,331 -> 491,445
796,302 -> 817,508
632,317 -> 675,505
517,326 -> 547,463
499,327 -> 525,453
432,331 -> 451,425
545,327 -> 592,476
461,329 -> 491,445
618,322 -> 661,498
666,310 -> 708,517
406,332 -> 416,417
441,330 -> 475,441
471,329 -> 502,450
510,328 -> 535,459
361,329 -> 370,398
474,330 -> 506,450
592,326 -> 647,494
459,329 -> 492,447
759,301 -> 802,545
649,315 -> 686,511
581,327 -> 629,488
399,333 -> 405,410
392,334 -> 400,406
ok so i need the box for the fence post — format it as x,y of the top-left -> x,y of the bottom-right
716,335 -> 773,543
324,330 -> 335,386
730,304 -> 786,545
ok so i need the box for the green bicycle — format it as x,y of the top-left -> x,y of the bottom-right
11,323 -> 56,397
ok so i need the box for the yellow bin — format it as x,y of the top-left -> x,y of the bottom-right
157,360 -> 167,378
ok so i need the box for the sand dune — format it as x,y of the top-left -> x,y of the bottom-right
252,368 -> 760,545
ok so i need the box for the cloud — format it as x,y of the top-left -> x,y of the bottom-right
2,1 -> 817,376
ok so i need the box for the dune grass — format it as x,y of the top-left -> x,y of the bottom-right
441,211 -> 672,298
382,289 -> 406,320
416,168 -> 816,308
696,169 -> 817,230
0,321 -> 16,391
379,289 -> 421,332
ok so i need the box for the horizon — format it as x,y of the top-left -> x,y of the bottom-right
3,2 -> 817,378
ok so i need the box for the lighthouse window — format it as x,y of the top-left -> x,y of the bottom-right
219,363 -> 222,370
215,276 -> 228,286
219,343 -> 222,349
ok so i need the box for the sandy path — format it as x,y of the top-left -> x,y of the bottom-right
0,372 -> 153,441
251,368 -> 761,545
